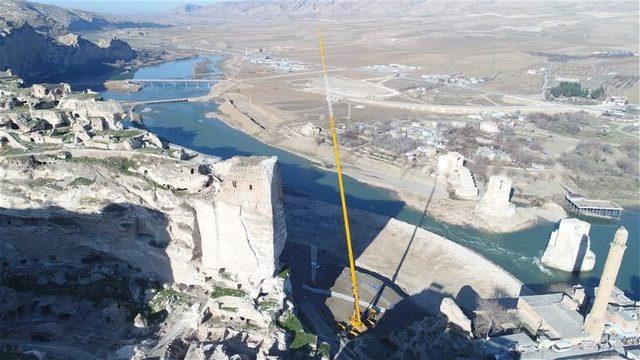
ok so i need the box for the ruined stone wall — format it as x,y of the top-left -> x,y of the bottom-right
195,156 -> 286,285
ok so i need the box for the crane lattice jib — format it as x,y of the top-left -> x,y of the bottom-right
317,28 -> 364,330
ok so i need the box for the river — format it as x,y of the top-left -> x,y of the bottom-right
100,55 -> 639,299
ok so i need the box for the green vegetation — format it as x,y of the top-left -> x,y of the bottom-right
291,331 -> 317,350
30,177 -> 57,187
278,310 -> 317,350
317,343 -> 331,359
68,156 -> 136,173
148,288 -> 193,313
69,177 -> 95,187
104,129 -> 142,139
590,86 -> 605,100
210,285 -> 247,299
549,82 -> 605,99
278,265 -> 290,279
278,310 -> 304,332
0,147 -> 26,156
258,299 -> 279,311
220,306 -> 238,312
50,129 -> 70,137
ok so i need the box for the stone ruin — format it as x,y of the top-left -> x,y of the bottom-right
541,218 -> 596,272
436,151 -> 478,200
477,175 -> 516,217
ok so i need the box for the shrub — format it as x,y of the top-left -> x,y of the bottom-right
210,286 -> 246,299
69,177 -> 94,187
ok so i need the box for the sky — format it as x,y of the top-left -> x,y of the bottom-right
34,0 -> 217,14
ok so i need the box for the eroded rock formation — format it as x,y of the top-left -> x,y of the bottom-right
541,218 -> 596,272
0,24 -> 137,84
0,75 -> 314,359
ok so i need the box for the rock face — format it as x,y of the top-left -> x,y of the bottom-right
0,78 -> 309,359
0,73 -> 286,289
0,152 -> 286,288
437,152 -> 478,200
0,24 -> 137,84
439,298 -> 472,336
0,0 -> 164,34
541,218 -> 596,272
477,175 -> 516,217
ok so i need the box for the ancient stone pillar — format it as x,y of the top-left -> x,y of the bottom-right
583,226 -> 628,342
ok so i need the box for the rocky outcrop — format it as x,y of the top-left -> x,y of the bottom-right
477,175 -> 516,217
0,151 -> 286,289
0,0 -> 166,35
541,218 -> 596,272
440,298 -> 472,336
0,24 -> 137,84
0,78 -> 315,359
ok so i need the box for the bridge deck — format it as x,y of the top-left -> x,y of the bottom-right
131,78 -> 220,83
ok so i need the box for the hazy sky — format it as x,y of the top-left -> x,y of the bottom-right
34,0 -> 217,14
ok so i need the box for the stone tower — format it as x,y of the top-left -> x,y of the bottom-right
583,226 -> 628,342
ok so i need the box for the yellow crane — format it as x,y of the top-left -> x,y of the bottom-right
317,28 -> 376,337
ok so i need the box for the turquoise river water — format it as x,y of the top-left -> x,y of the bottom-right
99,56 -> 639,299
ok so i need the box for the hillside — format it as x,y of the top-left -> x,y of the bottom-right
172,0 -> 431,19
0,0 -> 164,34
0,0 -> 152,84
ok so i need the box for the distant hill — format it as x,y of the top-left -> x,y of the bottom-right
0,0 -> 166,33
0,0 -> 153,84
173,0 -> 430,19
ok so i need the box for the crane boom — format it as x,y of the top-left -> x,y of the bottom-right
317,28 -> 365,332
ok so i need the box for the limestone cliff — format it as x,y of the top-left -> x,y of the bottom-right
0,24 -> 137,84
0,151 -> 286,288
0,75 -> 322,359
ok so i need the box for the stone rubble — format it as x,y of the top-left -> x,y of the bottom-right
439,298 -> 473,336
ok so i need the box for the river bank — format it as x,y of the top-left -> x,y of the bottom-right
103,54 -> 639,300
206,55 -> 568,233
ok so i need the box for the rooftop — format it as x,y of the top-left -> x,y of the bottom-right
520,293 -> 585,340
566,194 -> 623,211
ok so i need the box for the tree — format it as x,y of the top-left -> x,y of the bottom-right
590,86 -> 605,100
